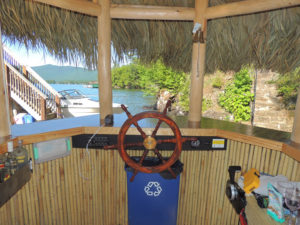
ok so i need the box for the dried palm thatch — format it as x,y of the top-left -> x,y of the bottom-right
0,0 -> 299,74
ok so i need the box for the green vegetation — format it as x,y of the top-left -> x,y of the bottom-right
212,75 -> 224,89
274,67 -> 300,110
219,67 -> 254,122
202,98 -> 212,112
112,59 -> 190,111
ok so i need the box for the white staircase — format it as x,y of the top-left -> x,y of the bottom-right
2,46 -> 62,121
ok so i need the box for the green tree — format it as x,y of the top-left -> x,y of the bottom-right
219,67 -> 254,122
111,59 -> 190,112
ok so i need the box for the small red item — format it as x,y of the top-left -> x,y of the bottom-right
239,208 -> 248,225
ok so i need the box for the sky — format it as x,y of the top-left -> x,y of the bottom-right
2,38 -> 128,68
3,40 -> 77,67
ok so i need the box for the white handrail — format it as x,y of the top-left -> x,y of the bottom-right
26,66 -> 62,98
3,45 -> 62,98
6,63 -> 48,99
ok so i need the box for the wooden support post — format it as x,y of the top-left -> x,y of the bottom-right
188,0 -> 208,128
0,26 -> 11,144
97,0 -> 113,125
291,88 -> 300,146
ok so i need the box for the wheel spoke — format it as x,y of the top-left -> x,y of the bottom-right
130,170 -> 138,182
104,142 -> 144,150
121,104 -> 147,138
156,137 -> 198,145
151,100 -> 171,137
157,138 -> 177,144
139,149 -> 150,164
125,142 -> 144,148
153,148 -> 176,178
130,149 -> 149,182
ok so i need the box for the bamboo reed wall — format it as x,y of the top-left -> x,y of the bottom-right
0,139 -> 299,225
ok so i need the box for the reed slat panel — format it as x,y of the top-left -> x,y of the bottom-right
0,140 -> 299,225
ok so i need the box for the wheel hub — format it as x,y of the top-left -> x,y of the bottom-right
143,136 -> 157,150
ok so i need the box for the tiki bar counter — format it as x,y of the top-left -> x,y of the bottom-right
0,0 -> 300,224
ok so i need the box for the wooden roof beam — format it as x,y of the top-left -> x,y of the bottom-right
31,0 -> 299,20
32,0 -> 101,16
205,0 -> 300,20
110,4 -> 195,21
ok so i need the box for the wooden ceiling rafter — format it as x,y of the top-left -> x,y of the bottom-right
32,0 -> 300,20
110,4 -> 195,20
32,0 -> 101,16
205,0 -> 300,19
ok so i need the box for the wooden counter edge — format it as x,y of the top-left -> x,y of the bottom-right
282,143 -> 300,162
217,129 -> 284,151
0,127 -> 84,154
1,126 -> 299,162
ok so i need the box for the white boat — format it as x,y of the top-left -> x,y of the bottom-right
59,89 -> 123,117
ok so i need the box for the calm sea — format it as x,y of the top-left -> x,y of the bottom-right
51,84 -> 156,115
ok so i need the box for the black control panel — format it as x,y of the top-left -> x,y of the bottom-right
72,134 -> 227,151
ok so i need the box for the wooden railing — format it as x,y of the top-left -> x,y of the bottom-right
26,67 -> 62,118
3,46 -> 62,118
6,64 -> 48,120
2,46 -> 23,75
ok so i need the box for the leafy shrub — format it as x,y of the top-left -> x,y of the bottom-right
177,75 -> 190,112
112,59 -> 190,111
275,67 -> 300,110
212,76 -> 223,89
202,98 -> 212,112
218,67 -> 254,122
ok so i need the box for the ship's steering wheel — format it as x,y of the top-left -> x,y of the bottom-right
105,100 -> 191,181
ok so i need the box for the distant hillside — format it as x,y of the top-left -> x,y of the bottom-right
32,64 -> 98,83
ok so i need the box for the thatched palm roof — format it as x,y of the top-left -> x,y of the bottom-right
0,0 -> 299,73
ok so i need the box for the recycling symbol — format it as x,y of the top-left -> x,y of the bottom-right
144,181 -> 162,197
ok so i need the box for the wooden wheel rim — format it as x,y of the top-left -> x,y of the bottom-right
118,112 -> 182,173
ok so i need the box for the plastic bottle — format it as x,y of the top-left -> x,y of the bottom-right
0,154 -> 6,182
5,141 -> 18,176
14,140 -> 28,168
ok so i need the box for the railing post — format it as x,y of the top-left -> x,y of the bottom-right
55,95 -> 62,118
5,65 -> 15,125
41,97 -> 46,120
22,65 -> 28,79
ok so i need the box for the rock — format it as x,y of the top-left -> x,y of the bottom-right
156,89 -> 172,112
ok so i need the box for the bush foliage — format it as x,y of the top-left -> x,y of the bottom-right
275,67 -> 300,110
112,59 -> 190,111
219,67 -> 254,122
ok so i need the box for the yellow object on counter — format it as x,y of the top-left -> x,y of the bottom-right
243,168 -> 260,194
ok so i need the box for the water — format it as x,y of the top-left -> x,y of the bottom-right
51,84 -> 188,128
51,84 -> 156,115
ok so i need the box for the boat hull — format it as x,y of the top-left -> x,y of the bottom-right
61,104 -> 123,117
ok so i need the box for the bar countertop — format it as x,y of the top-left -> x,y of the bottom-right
11,113 -> 291,144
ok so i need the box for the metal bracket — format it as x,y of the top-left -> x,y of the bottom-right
192,22 -> 205,43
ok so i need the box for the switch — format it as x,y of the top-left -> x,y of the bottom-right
191,139 -> 201,148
